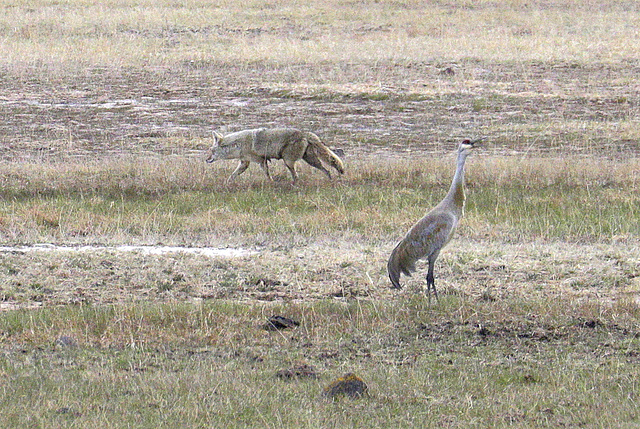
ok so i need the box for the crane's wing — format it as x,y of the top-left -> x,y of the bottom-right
405,211 -> 457,261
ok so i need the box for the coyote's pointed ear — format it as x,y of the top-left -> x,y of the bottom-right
212,131 -> 224,146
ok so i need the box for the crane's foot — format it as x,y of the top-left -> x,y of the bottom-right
425,280 -> 439,305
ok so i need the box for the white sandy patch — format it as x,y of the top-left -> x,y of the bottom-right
0,244 -> 257,258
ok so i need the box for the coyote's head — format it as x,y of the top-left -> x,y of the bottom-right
206,131 -> 237,163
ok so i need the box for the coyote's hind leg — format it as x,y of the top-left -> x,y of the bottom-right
283,159 -> 299,184
258,158 -> 274,181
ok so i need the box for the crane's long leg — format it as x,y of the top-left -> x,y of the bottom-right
426,254 -> 439,304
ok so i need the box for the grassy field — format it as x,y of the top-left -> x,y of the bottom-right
1,0 -> 640,427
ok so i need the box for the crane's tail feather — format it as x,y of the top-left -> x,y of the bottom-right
388,258 -> 402,289
387,242 -> 415,289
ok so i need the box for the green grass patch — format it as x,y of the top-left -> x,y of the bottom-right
0,156 -> 637,244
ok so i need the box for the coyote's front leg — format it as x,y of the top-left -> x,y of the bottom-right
226,160 -> 250,183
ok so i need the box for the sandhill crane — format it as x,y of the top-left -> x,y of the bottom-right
387,139 -> 481,301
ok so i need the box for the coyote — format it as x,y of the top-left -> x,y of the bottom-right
206,128 -> 345,184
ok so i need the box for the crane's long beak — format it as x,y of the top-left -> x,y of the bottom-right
470,138 -> 484,146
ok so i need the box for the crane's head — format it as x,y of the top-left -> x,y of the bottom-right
458,138 -> 482,157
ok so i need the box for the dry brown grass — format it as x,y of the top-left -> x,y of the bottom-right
1,152 -> 638,198
0,153 -> 637,251
2,0 -> 640,71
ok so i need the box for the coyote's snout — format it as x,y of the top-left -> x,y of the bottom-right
206,128 -> 345,184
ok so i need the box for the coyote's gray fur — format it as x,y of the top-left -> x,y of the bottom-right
206,128 -> 345,184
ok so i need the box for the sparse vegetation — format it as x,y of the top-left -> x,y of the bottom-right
1,298 -> 640,427
0,0 -> 639,427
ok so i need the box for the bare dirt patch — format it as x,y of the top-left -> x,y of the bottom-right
1,61 -> 638,163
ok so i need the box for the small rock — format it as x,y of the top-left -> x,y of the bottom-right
323,373 -> 368,399
254,278 -> 288,288
55,407 -> 82,417
55,335 -> 77,348
440,66 -> 456,76
582,319 -> 603,329
276,364 -> 319,380
263,315 -> 300,331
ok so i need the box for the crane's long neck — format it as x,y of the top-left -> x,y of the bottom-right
444,152 -> 468,215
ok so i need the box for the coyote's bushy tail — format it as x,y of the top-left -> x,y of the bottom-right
305,132 -> 345,175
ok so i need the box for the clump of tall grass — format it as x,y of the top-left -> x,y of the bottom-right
472,155 -> 640,190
